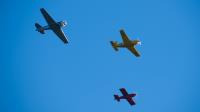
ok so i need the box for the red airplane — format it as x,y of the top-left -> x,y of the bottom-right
114,88 -> 136,106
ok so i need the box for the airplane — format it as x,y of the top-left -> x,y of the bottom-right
110,29 -> 141,57
114,88 -> 136,106
35,8 -> 68,44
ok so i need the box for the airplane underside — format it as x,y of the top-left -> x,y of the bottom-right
111,41 -> 135,51
35,8 -> 68,44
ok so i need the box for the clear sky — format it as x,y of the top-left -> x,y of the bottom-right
1,0 -> 200,112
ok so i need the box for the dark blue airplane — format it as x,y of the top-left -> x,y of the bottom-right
35,8 -> 68,44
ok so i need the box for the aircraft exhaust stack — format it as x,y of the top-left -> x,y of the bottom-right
114,95 -> 120,102
35,23 -> 45,34
110,41 -> 119,51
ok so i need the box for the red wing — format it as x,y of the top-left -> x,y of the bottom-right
127,98 -> 136,105
120,88 -> 129,96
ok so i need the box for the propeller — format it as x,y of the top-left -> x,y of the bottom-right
136,38 -> 142,45
138,41 -> 142,45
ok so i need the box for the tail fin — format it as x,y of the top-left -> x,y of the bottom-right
35,23 -> 45,34
114,95 -> 120,102
110,41 -> 119,51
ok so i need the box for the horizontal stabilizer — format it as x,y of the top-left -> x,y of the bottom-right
114,95 -> 120,102
110,41 -> 119,51
35,23 -> 45,34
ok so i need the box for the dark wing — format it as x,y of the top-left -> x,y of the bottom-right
129,93 -> 136,97
127,47 -> 140,57
127,98 -> 136,105
52,28 -> 68,44
40,8 -> 56,25
120,29 -> 130,44
120,88 -> 129,96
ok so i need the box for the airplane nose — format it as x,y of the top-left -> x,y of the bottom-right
138,41 -> 141,45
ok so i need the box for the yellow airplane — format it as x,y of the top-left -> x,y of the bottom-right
110,29 -> 141,57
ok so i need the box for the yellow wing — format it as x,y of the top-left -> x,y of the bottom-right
128,47 -> 140,57
120,29 -> 130,44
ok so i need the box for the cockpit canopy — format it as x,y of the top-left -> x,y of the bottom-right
58,21 -> 67,27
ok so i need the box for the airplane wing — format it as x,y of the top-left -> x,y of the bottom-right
40,8 -> 56,25
127,47 -> 140,57
52,28 -> 68,44
120,29 -> 130,44
120,88 -> 129,96
127,98 -> 136,105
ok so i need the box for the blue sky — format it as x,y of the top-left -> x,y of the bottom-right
1,0 -> 200,112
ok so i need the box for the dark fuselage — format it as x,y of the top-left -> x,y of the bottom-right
118,41 -> 138,48
43,22 -> 64,31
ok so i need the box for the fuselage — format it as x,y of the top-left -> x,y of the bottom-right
118,40 -> 139,48
121,91 -> 134,99
121,95 -> 133,100
42,21 -> 67,31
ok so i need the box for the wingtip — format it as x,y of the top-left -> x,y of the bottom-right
64,41 -> 69,44
40,8 -> 45,11
131,103 -> 136,106
136,54 -> 141,57
110,41 -> 113,44
119,29 -> 124,32
136,55 -> 140,57
119,88 -> 125,90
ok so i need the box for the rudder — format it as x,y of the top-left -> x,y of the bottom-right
110,41 -> 119,51
35,23 -> 45,34
114,95 -> 120,102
